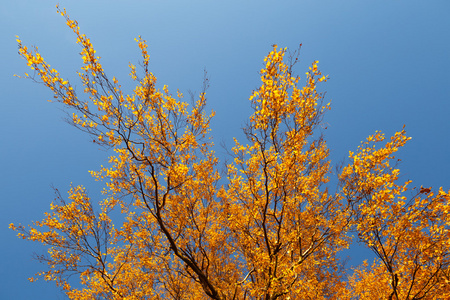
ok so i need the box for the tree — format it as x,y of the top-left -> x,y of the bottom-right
11,6 -> 450,299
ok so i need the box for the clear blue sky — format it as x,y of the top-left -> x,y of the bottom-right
1,1 -> 449,298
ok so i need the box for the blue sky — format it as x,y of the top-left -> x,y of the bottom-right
1,1 -> 449,298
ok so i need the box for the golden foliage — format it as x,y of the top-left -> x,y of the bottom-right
12,6 -> 450,300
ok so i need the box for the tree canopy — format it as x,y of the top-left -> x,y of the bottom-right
11,6 -> 450,300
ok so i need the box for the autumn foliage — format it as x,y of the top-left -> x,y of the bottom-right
11,6 -> 450,300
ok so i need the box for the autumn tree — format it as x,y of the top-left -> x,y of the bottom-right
11,6 -> 450,300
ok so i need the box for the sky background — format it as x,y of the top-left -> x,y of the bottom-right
1,0 -> 449,298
